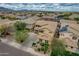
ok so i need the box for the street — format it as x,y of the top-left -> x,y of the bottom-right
0,42 -> 34,56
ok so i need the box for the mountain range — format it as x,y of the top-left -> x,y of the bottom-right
0,3 -> 79,12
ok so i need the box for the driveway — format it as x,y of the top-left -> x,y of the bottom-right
22,32 -> 38,48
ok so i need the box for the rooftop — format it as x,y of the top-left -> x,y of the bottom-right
59,32 -> 78,52
60,20 -> 79,36
35,20 -> 58,41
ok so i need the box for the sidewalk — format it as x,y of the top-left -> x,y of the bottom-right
1,38 -> 46,56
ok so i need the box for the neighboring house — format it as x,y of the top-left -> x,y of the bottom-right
41,16 -> 58,21
34,20 -> 58,45
59,20 -> 79,53
21,16 -> 40,30
0,16 -> 40,31
59,32 -> 78,52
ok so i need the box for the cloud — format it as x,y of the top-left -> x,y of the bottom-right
0,3 -> 79,12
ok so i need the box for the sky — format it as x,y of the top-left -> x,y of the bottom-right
0,3 -> 79,12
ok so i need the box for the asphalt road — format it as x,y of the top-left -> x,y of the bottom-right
0,42 -> 34,56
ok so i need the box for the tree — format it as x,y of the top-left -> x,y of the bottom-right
51,39 -> 66,56
14,21 -> 26,30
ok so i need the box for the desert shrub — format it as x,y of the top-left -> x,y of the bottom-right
51,39 -> 66,56
15,30 -> 28,43
14,21 -> 26,30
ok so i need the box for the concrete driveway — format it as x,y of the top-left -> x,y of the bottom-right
22,32 -> 38,48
